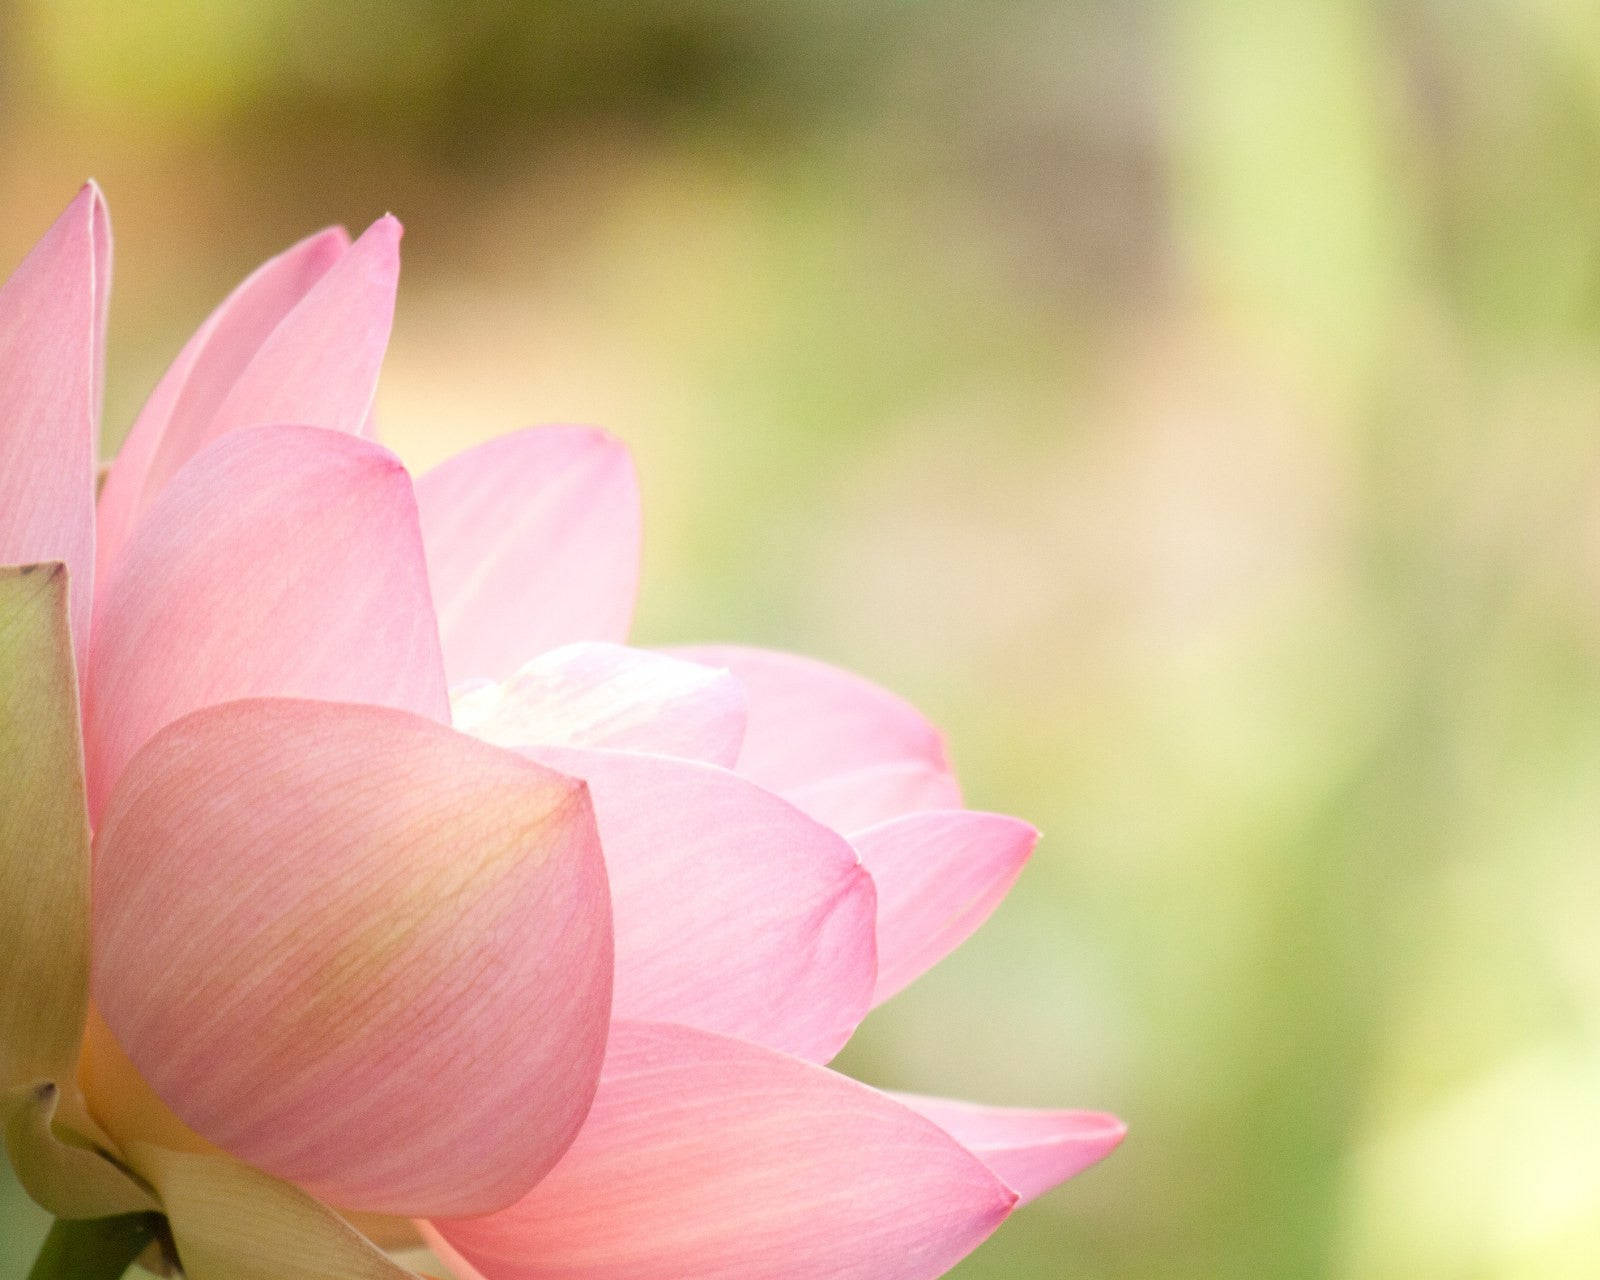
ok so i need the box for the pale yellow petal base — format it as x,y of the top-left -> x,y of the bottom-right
131,1144 -> 429,1280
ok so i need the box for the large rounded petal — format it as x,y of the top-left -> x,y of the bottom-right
525,746 -> 875,1062
852,811 -> 1037,1005
669,647 -> 957,824
85,424 -> 449,817
453,642 -> 745,766
889,1095 -> 1126,1206
417,426 -> 641,685
96,225 -> 349,579
92,698 -> 614,1218
0,184 -> 108,661
425,1022 -> 1016,1280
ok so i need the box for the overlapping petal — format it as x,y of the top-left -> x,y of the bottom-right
889,1095 -> 1126,1206
92,698 -> 613,1218
417,426 -> 641,685
669,646 -> 959,830
452,643 -> 745,766
524,746 -> 875,1062
852,811 -> 1037,1005
96,225 -> 350,578
0,185 -> 107,659
84,424 -> 448,816
784,760 -> 964,834
189,216 -> 398,448
425,1022 -> 1016,1280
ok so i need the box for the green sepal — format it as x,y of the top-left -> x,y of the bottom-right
4,1081 -> 158,1219
0,563 -> 93,1090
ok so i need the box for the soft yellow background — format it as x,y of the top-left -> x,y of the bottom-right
5,2 -> 1600,1276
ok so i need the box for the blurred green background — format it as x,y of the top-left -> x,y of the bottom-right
6,1 -> 1600,1276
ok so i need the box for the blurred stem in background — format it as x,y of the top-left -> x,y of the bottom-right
25,1215 -> 165,1280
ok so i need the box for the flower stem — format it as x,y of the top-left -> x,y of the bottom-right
27,1213 -> 165,1280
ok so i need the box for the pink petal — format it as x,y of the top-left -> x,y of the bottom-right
453,642 -> 746,766
85,425 -> 448,817
417,427 -> 641,685
92,697 -> 613,1218
188,215 -> 399,448
424,1022 -> 1015,1280
852,811 -> 1037,1005
784,759 -> 964,833
524,746 -> 875,1062
96,226 -> 349,581
889,1095 -> 1126,1206
0,184 -> 109,662
670,646 -> 953,797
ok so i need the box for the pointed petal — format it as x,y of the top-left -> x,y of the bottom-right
96,227 -> 349,578
418,427 -> 641,684
0,565 -> 90,1090
526,746 -> 874,1061
785,759 -> 964,833
93,698 -> 613,1218
3,1083 -> 157,1220
0,185 -> 107,659
852,811 -> 1036,1004
132,1144 -> 421,1280
454,643 -> 746,766
889,1095 -> 1126,1205
670,646 -> 953,797
425,1022 -> 1016,1280
184,215 -> 399,448
85,424 -> 449,818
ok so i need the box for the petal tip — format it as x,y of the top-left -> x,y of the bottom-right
73,179 -> 108,209
367,441 -> 412,481
549,423 -> 632,460
1096,1113 -> 1129,1147
1008,819 -> 1041,868
309,223 -> 355,252
368,213 -> 404,247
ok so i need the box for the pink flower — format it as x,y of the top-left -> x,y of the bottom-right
0,183 -> 1123,1280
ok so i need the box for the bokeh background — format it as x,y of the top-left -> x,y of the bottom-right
5,2 -> 1600,1276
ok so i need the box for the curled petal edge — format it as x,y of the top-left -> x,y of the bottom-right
3,1082 -> 157,1220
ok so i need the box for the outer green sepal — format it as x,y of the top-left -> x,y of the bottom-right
4,1081 -> 157,1219
0,563 -> 93,1090
0,564 -> 138,1221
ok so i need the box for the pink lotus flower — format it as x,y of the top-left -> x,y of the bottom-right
0,183 -> 1123,1280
